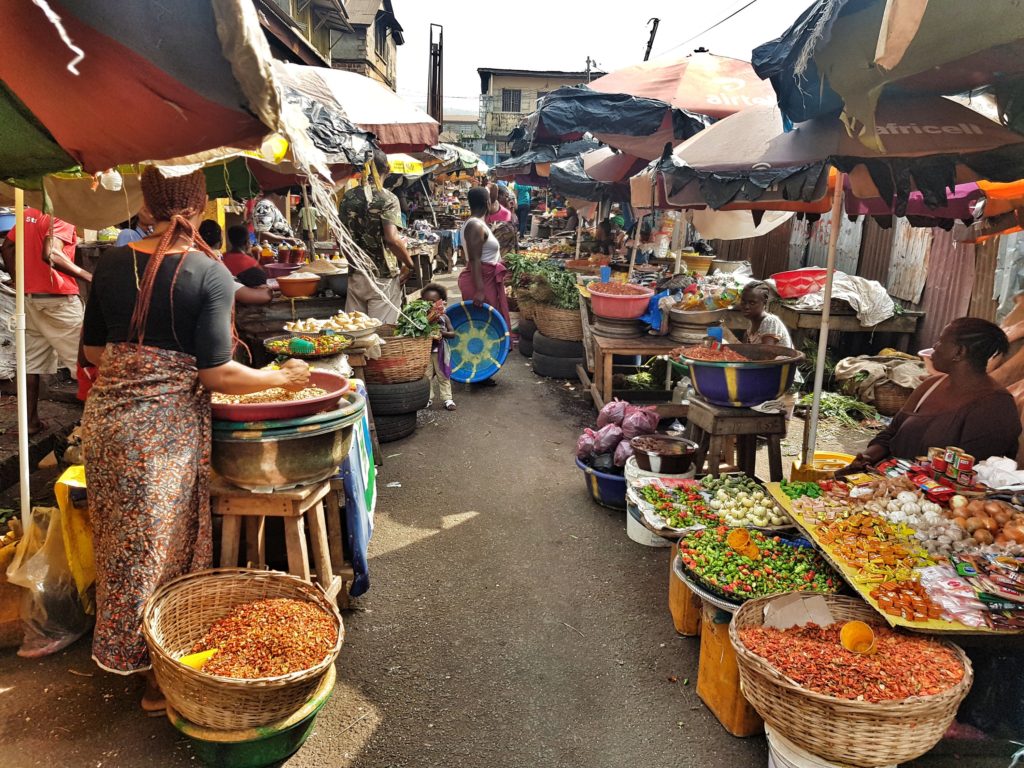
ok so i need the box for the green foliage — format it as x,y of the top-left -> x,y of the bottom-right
396,299 -> 439,338
798,391 -> 879,428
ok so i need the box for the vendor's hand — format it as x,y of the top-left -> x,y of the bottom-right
473,289 -> 486,308
836,453 -> 871,478
399,266 -> 412,285
278,359 -> 310,392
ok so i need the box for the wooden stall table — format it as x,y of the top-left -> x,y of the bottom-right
686,396 -> 786,482
211,476 -> 355,608
587,334 -> 689,419
772,304 -> 924,352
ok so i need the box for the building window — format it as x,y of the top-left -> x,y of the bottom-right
270,0 -> 292,15
375,17 -> 389,62
501,89 -> 522,113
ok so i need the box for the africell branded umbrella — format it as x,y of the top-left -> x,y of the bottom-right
635,95 -> 1024,462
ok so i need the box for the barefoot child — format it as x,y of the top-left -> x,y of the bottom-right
422,283 -> 457,411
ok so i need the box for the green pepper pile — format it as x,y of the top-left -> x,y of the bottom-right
780,480 -> 823,499
638,484 -> 719,529
678,526 -> 839,601
701,474 -> 762,495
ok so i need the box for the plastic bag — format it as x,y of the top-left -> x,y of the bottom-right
576,428 -> 597,460
593,424 -> 624,454
614,439 -> 635,468
621,405 -> 660,439
591,453 -> 616,473
597,398 -> 628,428
6,506 -> 92,658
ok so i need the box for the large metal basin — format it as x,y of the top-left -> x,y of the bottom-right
675,344 -> 804,408
212,395 -> 365,490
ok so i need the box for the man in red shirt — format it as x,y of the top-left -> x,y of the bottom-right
2,208 -> 91,433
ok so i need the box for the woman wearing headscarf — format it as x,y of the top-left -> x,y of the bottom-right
460,186 -> 511,331
81,167 -> 309,711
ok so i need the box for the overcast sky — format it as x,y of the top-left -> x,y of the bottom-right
392,0 -> 814,114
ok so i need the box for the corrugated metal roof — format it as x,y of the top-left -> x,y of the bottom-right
709,218 -> 794,279
886,218 -> 932,303
915,230 -> 975,349
804,214 -> 863,274
969,238 -> 1000,322
858,217 -> 894,285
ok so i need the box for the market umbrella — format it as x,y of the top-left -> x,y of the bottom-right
637,96 -> 1024,463
752,0 -> 1024,141
549,147 -> 647,202
529,51 -> 776,161
272,61 -> 438,153
494,138 -> 601,185
0,0 -> 286,531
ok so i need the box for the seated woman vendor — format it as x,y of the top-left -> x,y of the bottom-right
843,318 -> 1022,473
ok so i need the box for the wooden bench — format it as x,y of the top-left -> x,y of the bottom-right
685,397 -> 786,481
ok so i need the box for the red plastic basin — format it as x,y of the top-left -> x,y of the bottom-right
771,268 -> 828,299
588,284 -> 654,319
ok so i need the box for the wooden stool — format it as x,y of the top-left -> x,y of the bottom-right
685,397 -> 786,481
211,477 -> 354,608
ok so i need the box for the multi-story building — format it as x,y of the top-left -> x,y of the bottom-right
254,0 -> 352,66
441,114 -> 483,145
477,67 -> 603,159
330,0 -> 404,91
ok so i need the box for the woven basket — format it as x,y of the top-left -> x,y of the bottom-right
873,381 -> 913,417
534,304 -> 583,342
729,593 -> 972,767
364,325 -> 433,384
517,299 -> 536,322
143,568 -> 343,730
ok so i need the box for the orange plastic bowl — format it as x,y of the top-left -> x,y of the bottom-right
277,276 -> 320,298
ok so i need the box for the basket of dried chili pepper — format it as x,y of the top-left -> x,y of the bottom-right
728,592 -> 972,767
143,568 -> 343,730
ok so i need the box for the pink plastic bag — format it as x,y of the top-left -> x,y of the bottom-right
593,424 -> 624,453
613,439 -> 634,468
597,398 -> 628,428
576,428 -> 597,460
621,405 -> 659,439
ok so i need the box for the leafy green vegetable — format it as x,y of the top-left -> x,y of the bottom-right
396,300 -> 439,338
798,391 -> 879,427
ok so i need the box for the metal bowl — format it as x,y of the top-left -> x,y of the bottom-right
210,371 -> 349,422
212,394 -> 365,490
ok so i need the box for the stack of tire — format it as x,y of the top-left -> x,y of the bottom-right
517,318 -> 536,357
531,331 -> 584,379
365,377 -> 430,443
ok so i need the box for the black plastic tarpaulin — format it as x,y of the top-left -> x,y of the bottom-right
548,154 -> 631,202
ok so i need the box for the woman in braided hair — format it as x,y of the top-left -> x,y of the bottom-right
841,317 -> 1021,474
81,167 -> 309,711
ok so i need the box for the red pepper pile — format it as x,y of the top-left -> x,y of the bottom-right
739,623 -> 965,702
639,484 -> 719,529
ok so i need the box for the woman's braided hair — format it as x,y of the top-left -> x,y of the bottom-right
129,167 -> 219,346
947,317 -> 1010,372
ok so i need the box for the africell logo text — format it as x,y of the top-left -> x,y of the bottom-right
875,122 -> 986,136
705,77 -> 775,108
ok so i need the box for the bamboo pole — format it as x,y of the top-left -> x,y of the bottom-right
802,173 -> 846,466
14,188 -> 29,529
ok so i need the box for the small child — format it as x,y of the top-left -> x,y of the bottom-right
421,283 -> 457,411
739,281 -> 793,348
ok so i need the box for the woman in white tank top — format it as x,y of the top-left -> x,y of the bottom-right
458,186 -> 511,332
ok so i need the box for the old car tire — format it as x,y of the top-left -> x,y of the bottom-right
366,377 -> 431,415
532,351 -> 582,379
518,335 -> 534,357
374,412 -> 418,443
517,319 -> 537,341
533,331 -> 584,359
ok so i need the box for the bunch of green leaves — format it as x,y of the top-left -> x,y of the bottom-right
534,266 -> 580,310
798,391 -> 879,428
798,337 -> 837,389
624,371 -> 655,390
396,299 -> 440,338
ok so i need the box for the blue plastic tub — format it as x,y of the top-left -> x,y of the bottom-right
575,458 -> 627,510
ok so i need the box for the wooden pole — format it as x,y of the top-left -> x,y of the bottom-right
574,214 -> 584,260
802,173 -> 846,466
13,188 -> 29,529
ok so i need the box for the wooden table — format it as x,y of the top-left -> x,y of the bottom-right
773,304 -> 924,351
588,334 -> 689,418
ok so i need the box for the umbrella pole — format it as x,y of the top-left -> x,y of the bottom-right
421,178 -> 437,228
574,215 -> 584,260
13,188 -> 30,530
802,173 -> 846,467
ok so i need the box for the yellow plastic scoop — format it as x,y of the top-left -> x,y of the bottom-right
840,621 -> 877,655
179,648 -> 218,670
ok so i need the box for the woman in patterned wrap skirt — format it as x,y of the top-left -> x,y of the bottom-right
81,167 -> 311,713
